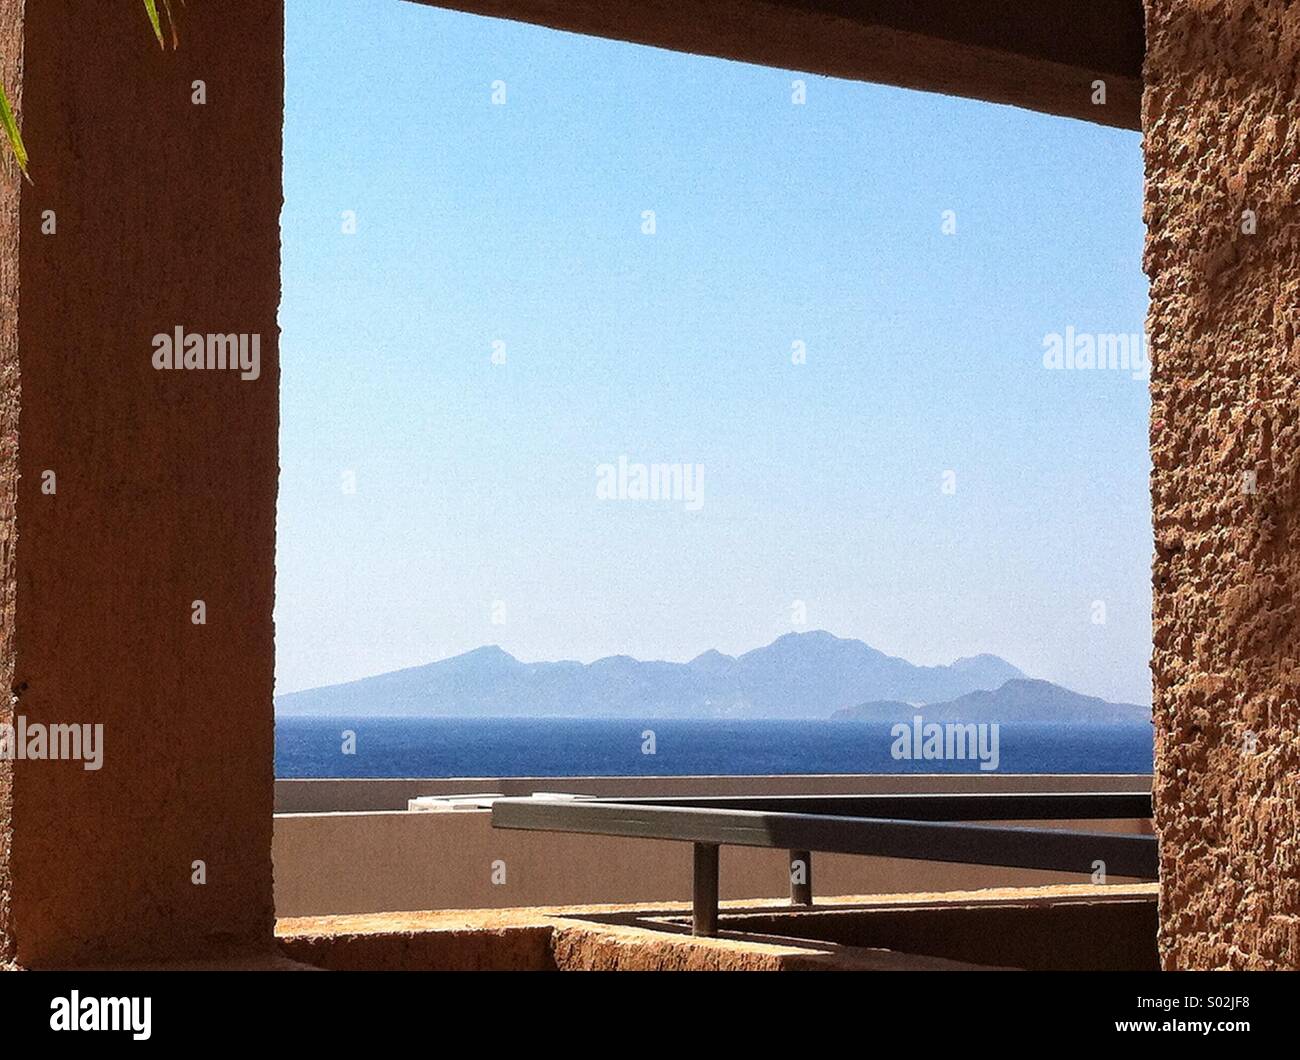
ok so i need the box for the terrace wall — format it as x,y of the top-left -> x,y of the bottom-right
273,774 -> 1154,917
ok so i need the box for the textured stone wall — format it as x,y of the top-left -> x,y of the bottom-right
0,0 -> 23,966
0,1 -> 283,966
1145,0 -> 1300,969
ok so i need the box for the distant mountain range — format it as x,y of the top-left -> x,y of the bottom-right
272,630 -> 1127,720
831,678 -> 1150,724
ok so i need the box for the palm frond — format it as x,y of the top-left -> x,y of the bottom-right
0,82 -> 31,183
144,0 -> 166,48
146,0 -> 183,49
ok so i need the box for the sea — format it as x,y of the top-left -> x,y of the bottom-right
275,717 -> 1154,778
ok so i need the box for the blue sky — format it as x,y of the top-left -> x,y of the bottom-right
277,0 -> 1152,704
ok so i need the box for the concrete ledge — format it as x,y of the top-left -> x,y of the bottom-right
3,948 -> 316,973
275,773 -> 1152,814
277,884 -> 1156,971
547,921 -> 990,971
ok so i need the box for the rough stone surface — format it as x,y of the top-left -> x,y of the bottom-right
0,1 -> 283,966
1144,0 -> 1300,969
545,921 -> 989,971
276,885 -> 1152,971
0,0 -> 25,968
279,922 -> 557,973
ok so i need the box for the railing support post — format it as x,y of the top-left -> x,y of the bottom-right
692,842 -> 720,936
790,849 -> 813,906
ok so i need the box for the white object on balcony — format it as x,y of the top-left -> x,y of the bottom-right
406,791 -> 597,812
407,794 -> 504,812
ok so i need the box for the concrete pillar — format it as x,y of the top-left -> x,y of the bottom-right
1145,0 -> 1300,969
0,0 -> 283,966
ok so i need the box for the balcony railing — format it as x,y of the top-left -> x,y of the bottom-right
491,790 -> 1156,935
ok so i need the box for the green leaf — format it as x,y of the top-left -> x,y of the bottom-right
0,82 -> 31,183
144,0 -> 166,48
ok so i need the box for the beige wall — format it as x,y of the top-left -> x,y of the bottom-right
274,774 -> 1153,917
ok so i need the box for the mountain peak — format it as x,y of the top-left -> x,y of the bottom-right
453,644 -> 518,664
773,629 -> 840,643
759,630 -> 870,656
689,648 -> 736,672
945,652 -> 1025,684
950,652 -> 1009,667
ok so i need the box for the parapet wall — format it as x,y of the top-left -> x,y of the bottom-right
274,774 -> 1154,917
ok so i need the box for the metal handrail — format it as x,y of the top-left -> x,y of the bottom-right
491,790 -> 1156,936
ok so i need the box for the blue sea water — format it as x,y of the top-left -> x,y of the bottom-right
275,717 -> 1154,778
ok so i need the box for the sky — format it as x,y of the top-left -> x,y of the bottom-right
277,0 -> 1153,705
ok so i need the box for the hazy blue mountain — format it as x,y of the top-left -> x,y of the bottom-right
274,630 -> 1028,719
830,678 -> 1151,724
829,698 -> 916,719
